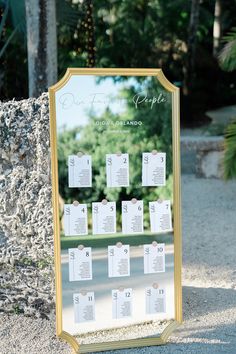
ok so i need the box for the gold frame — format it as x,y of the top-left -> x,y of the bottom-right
49,68 -> 182,354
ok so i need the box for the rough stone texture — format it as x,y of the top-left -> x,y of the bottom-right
0,93 -> 54,318
181,136 -> 224,178
196,150 -> 224,178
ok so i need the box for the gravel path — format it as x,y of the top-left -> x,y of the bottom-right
1,175 -> 236,354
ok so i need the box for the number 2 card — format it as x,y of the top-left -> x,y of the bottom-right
106,153 -> 129,187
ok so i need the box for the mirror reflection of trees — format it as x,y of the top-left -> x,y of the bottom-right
58,78 -> 173,228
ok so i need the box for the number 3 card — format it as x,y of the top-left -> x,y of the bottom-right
106,153 -> 129,188
142,151 -> 166,186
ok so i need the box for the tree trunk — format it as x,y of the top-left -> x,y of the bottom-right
182,0 -> 200,126
85,0 -> 96,67
213,0 -> 222,57
183,0 -> 200,96
25,0 -> 57,97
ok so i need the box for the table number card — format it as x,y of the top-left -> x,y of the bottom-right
108,243 -> 130,278
106,153 -> 129,187
92,200 -> 116,235
122,199 -> 144,234
68,153 -> 92,188
68,246 -> 92,281
112,288 -> 133,319
149,200 -> 173,233
64,202 -> 88,236
145,284 -> 166,314
144,242 -> 165,274
73,291 -> 95,323
142,151 -> 166,186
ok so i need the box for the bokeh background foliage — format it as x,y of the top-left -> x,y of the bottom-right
1,0 -> 236,117
1,0 -> 236,177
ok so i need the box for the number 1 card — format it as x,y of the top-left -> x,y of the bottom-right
68,154 -> 92,188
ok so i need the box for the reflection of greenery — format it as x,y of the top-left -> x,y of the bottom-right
61,232 -> 173,250
58,79 -> 173,225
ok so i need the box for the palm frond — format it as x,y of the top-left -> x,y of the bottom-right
219,27 -> 236,72
9,0 -> 26,35
0,0 -> 9,38
0,24 -> 18,58
224,121 -> 236,179
56,0 -> 85,30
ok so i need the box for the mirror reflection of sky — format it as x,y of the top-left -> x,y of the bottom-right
56,76 -> 137,130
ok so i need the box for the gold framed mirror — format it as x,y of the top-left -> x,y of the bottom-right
49,68 -> 182,353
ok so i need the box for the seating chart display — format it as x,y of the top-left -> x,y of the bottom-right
49,68 -> 182,353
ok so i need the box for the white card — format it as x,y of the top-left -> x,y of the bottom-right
92,201 -> 116,235
112,288 -> 132,319
149,200 -> 172,233
68,154 -> 92,188
122,200 -> 143,234
106,153 -> 129,187
142,152 -> 166,186
144,243 -> 165,274
64,204 -> 88,236
108,244 -> 130,277
145,287 -> 166,314
73,292 -> 95,323
69,247 -> 92,281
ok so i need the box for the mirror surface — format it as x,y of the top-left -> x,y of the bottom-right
53,72 -> 177,347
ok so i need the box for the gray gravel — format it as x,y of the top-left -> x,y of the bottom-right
1,174 -> 236,354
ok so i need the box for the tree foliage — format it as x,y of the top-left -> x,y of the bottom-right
224,121 -> 236,179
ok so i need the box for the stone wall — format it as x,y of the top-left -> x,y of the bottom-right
0,93 -> 54,318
